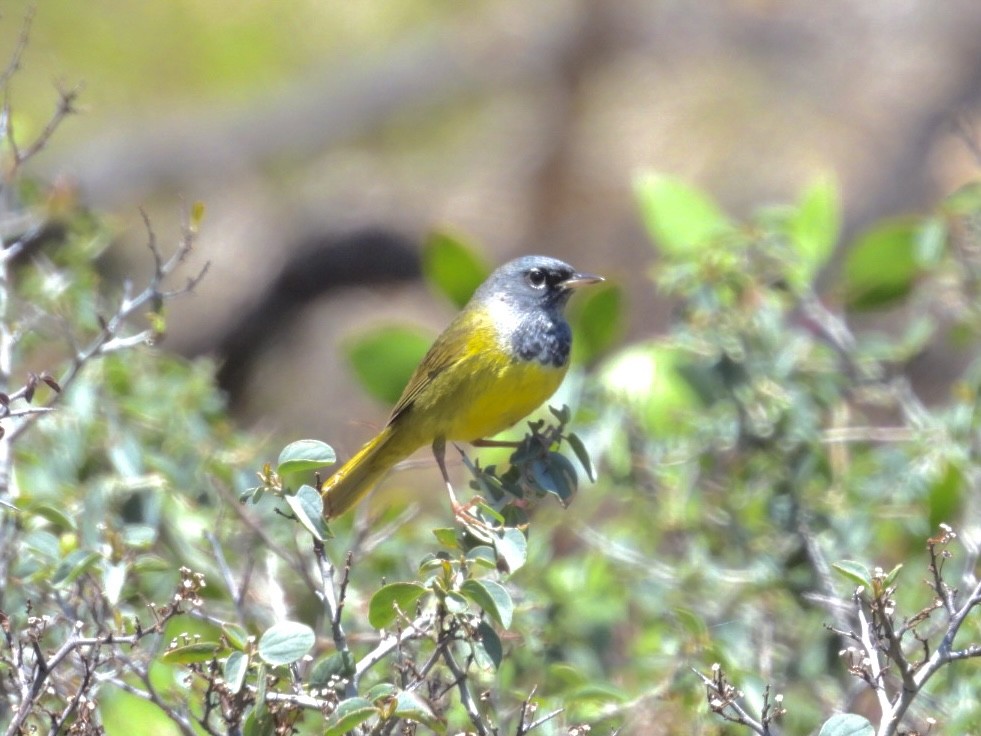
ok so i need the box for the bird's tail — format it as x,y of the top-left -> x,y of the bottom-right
320,424 -> 417,519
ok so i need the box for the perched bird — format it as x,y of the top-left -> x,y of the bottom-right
320,254 -> 603,520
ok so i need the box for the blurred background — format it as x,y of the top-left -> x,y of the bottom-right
5,0 -> 981,445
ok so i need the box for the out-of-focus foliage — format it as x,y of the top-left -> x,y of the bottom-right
7,46 -> 981,731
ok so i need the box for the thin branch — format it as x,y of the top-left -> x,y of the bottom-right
313,541 -> 355,699
855,597 -> 892,718
354,613 -> 435,683
3,617 -> 179,736
443,647 -> 491,736
5,214 -> 209,444
693,665 -> 770,736
10,82 -> 82,170
0,7 -> 35,91
206,531 -> 244,622
820,427 -> 918,444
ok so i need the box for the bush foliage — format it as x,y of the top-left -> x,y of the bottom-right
3,33 -> 981,736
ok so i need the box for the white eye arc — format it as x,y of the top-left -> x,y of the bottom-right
526,268 -> 547,289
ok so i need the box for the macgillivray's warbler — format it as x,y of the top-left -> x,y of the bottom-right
320,254 -> 603,519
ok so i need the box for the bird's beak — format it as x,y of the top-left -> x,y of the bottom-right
562,272 -> 604,289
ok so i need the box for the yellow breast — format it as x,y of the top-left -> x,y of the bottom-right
392,307 -> 568,445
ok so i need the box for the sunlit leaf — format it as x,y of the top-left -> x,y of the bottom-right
633,172 -> 731,256
787,175 -> 839,287
257,621 -> 315,666
832,560 -> 872,589
224,651 -> 248,694
323,698 -> 376,736
284,484 -> 330,541
276,440 -> 336,477
103,562 -> 127,606
460,579 -> 513,629
422,229 -> 491,309
368,582 -> 428,629
818,713 -> 874,736
161,642 -> 222,664
392,690 -> 444,731
493,528 -> 527,574
599,342 -> 701,436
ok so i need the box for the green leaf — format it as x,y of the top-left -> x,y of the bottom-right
444,591 -> 469,613
392,691 -> 444,731
943,181 -> 981,215
633,172 -> 731,256
432,527 -> 459,549
323,698 -> 377,736
883,563 -> 903,588
369,582 -> 428,629
103,561 -> 127,606
929,461 -> 964,532
818,713 -> 875,736
309,652 -> 356,689
366,682 -> 398,702
21,502 -> 76,530
52,550 -> 101,587
276,439 -> 336,477
344,325 -> 433,405
257,621 -> 315,666
460,579 -> 513,629
493,528 -> 527,574
569,283 -> 624,363
244,664 -> 272,736
465,545 -> 498,570
787,175 -> 839,287
565,432 -> 595,482
832,560 -> 872,589
843,218 -> 921,310
284,485 -> 330,541
476,620 -> 503,669
599,342 -> 701,436
530,457 -> 574,504
243,705 -> 273,736
422,229 -> 491,309
224,651 -> 248,694
222,623 -> 250,651
161,642 -> 222,664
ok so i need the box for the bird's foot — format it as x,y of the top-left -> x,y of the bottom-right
451,495 -> 502,539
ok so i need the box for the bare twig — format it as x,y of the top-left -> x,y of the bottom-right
353,612 -> 435,683
0,7 -> 34,91
8,83 -> 82,171
693,664 -> 776,736
6,211 -> 209,444
443,647 -> 491,736
313,541 -> 355,699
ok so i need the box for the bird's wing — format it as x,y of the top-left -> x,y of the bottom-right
387,317 -> 473,425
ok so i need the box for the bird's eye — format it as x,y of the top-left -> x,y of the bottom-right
526,268 -> 547,289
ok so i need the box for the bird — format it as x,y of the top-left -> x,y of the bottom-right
320,254 -> 603,520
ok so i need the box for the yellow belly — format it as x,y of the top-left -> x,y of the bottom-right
443,354 -> 566,441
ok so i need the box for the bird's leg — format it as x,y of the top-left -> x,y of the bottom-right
433,437 -> 492,531
433,436 -> 463,510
